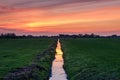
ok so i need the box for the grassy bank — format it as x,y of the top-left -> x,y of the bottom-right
61,38 -> 120,80
0,38 -> 56,79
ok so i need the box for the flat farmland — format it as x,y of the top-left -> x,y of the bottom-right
0,38 -> 53,79
61,38 -> 120,80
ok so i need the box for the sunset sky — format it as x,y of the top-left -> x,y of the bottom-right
0,0 -> 120,35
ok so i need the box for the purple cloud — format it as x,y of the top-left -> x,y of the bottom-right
0,0 -> 109,8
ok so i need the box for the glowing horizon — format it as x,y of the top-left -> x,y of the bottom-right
0,0 -> 120,35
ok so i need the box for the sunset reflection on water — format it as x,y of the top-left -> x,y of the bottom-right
49,39 -> 67,80
56,39 -> 63,55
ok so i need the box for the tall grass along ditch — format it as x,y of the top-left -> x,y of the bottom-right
2,39 -> 57,80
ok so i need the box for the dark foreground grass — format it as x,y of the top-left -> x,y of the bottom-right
61,38 -> 120,80
0,38 -> 54,79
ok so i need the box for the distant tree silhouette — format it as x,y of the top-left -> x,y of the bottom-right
59,33 -> 119,38
111,34 -> 117,38
0,33 -> 16,38
0,33 -> 119,38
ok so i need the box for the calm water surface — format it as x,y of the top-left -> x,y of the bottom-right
49,39 -> 67,80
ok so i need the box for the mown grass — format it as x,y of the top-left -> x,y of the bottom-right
0,38 -> 53,78
61,38 -> 120,80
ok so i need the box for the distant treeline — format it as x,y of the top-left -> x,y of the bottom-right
59,34 -> 120,38
0,33 -> 57,38
0,33 -> 120,38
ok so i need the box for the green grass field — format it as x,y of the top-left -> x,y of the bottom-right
61,38 -> 120,80
0,38 -> 54,79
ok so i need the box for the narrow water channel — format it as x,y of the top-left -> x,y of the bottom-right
49,39 -> 68,80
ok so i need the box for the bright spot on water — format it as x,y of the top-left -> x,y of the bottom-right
56,40 -> 63,55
